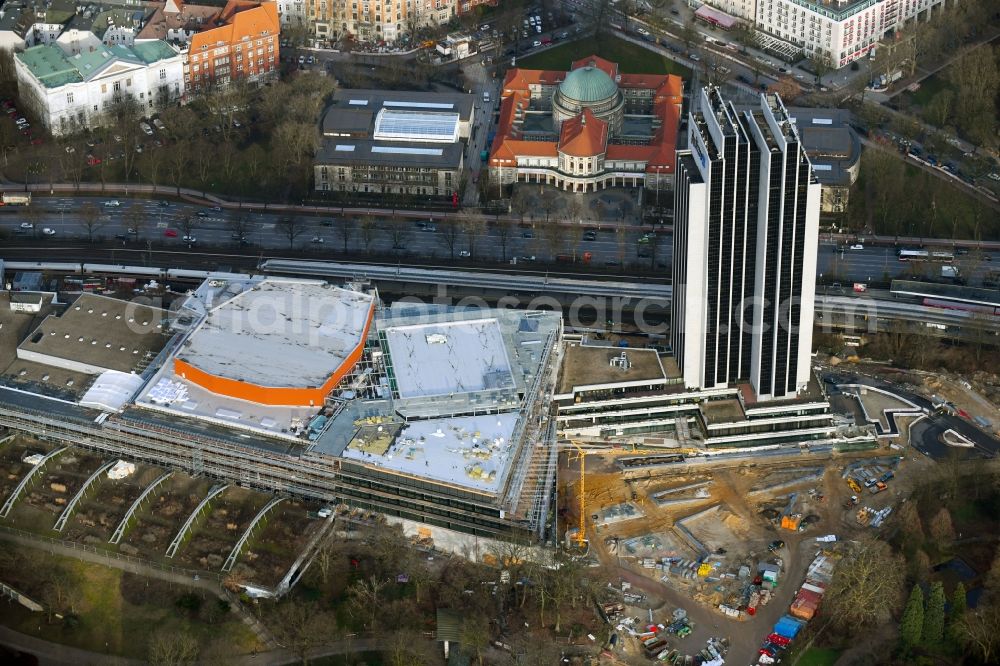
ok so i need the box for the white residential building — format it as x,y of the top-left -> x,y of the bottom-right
276,0 -> 308,29
15,40 -> 184,135
695,0 -> 952,68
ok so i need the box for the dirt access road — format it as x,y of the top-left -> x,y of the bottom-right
594,525 -> 816,664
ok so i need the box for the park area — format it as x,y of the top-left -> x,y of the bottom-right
0,545 -> 261,660
518,35 -> 689,77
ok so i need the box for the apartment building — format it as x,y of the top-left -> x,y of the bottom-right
752,0 -> 951,67
186,0 -> 280,92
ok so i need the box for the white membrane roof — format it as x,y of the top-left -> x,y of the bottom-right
383,318 -> 515,399
176,279 -> 373,389
343,412 -> 519,492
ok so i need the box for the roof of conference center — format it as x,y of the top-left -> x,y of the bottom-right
174,278 -> 374,390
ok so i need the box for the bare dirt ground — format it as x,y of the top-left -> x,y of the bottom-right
174,486 -> 268,570
564,440 -> 934,664
123,475 -> 215,560
12,449 -> 106,524
0,436 -> 56,506
63,464 -> 165,542
230,498 -> 325,589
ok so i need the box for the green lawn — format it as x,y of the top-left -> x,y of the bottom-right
906,73 -> 952,107
0,547 -> 260,659
517,35 -> 690,77
797,647 -> 843,666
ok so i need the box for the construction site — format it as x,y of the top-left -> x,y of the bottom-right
558,394 -> 923,663
0,272 -> 566,568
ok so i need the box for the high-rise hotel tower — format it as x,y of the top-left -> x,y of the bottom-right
672,87 -> 820,401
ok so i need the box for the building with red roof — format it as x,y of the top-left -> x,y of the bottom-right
488,55 -> 682,193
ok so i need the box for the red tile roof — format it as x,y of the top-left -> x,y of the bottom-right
571,55 -> 618,80
558,108 -> 608,157
490,56 -> 683,175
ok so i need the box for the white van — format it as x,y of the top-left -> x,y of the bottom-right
483,91 -> 490,103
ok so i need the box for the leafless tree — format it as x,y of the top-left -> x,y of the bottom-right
510,188 -> 531,227
139,147 -> 165,189
147,630 -> 199,666
228,214 -> 256,245
347,575 -> 388,630
269,601 -> 339,666
495,216 -> 515,262
388,214 -> 410,253
824,536 -> 905,631
276,216 -> 308,250
79,202 -> 103,243
360,216 -> 377,253
438,217 -> 462,260
336,217 -> 355,253
385,629 -> 435,666
957,605 -> 1000,664
166,140 -> 191,195
179,215 -> 197,241
124,203 -> 145,240
459,613 -> 490,666
538,189 -> 559,224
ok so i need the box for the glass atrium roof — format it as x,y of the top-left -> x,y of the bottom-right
373,109 -> 460,143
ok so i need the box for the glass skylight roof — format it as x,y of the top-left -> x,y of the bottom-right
383,101 -> 454,109
372,109 -> 460,143
370,146 -> 444,156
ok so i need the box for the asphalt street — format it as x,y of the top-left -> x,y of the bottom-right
823,371 -> 1000,459
6,196 -> 999,287
816,240 -> 996,287
1,195 -> 658,267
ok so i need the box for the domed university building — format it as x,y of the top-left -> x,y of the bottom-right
488,55 -> 682,193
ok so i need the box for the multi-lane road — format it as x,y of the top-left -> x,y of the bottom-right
816,240 -> 996,288
3,196 -> 998,286
0,195 -> 644,267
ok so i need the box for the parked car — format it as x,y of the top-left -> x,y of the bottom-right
140,122 -> 153,135
583,231 -> 597,241
86,155 -> 101,166
850,243 -> 864,250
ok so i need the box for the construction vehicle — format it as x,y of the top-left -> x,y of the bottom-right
847,478 -> 862,493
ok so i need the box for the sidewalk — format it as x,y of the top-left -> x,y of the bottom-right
0,625 -> 143,666
0,528 -> 277,650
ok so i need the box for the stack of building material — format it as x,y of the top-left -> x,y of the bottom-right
789,554 -> 834,620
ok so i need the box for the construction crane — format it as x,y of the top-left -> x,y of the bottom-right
562,441 -> 701,550
568,440 -> 589,550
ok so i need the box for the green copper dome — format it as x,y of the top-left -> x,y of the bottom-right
558,65 -> 618,103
